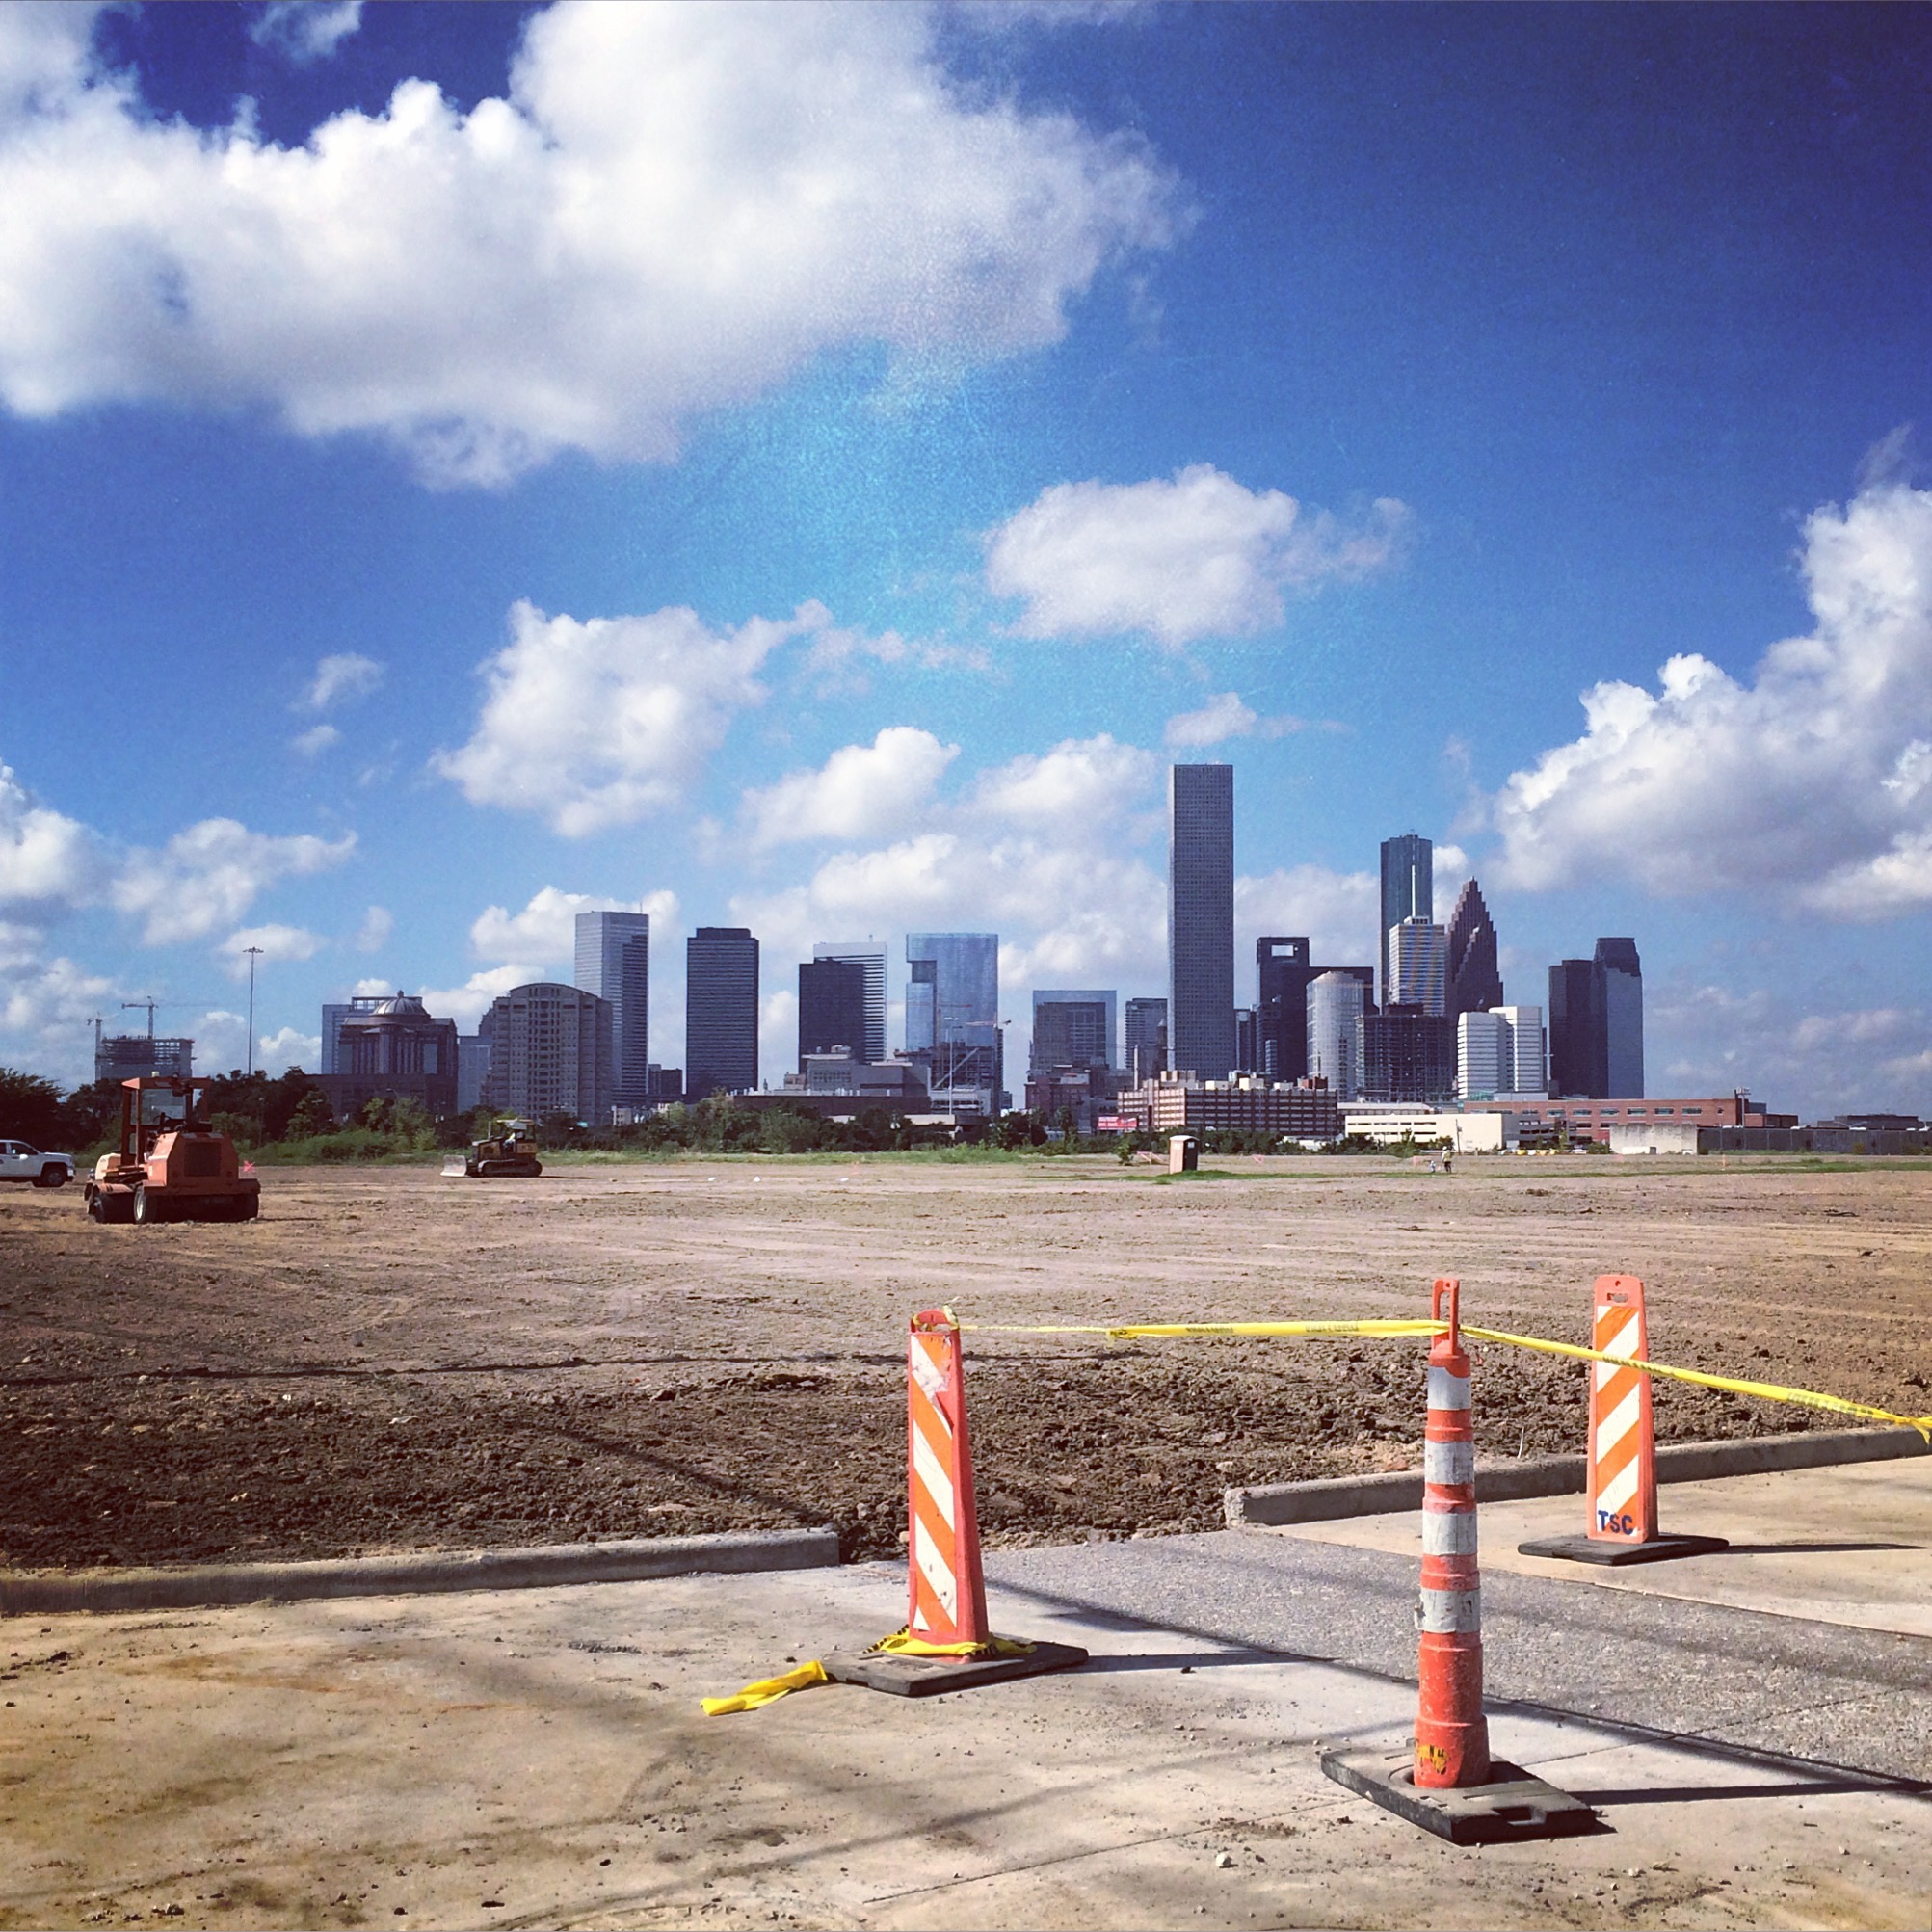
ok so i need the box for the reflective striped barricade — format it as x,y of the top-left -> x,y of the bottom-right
1321,1279 -> 1597,1843
822,1308 -> 1088,1697
1519,1275 -> 1729,1567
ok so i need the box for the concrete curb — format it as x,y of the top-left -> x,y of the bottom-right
1225,1426 -> 1929,1528
0,1526 -> 841,1617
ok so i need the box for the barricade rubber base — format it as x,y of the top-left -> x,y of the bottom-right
1517,1531 -> 1730,1566
1318,1745 -> 1601,1845
822,1639 -> 1088,1698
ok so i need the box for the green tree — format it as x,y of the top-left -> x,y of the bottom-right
0,1068 -> 72,1146
284,1090 -> 335,1140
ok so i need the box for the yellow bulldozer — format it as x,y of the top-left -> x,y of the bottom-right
443,1119 -> 543,1178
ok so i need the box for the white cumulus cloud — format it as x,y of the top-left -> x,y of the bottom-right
300,652 -> 385,711
257,1024 -> 323,1072
220,923 -> 325,976
435,599 -> 832,835
743,727 -> 959,849
468,885 -> 679,968
1493,480 -> 1932,918
0,3 -> 1176,485
290,724 -> 340,758
111,820 -> 356,945
354,905 -> 393,952
251,1 -> 362,66
0,763 -> 103,912
984,465 -> 1409,647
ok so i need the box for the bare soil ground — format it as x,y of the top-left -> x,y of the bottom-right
3,1153 -> 1928,1571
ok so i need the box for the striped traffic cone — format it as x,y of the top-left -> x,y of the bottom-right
1416,1275 -> 1489,1788
906,1306 -> 990,1645
1520,1274 -> 1728,1567
1319,1277 -> 1596,1842
820,1309 -> 1088,1697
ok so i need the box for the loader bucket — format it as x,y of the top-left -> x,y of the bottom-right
441,1154 -> 471,1178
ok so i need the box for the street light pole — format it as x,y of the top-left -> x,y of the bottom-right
244,946 -> 264,1077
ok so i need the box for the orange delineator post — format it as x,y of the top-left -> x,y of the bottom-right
1586,1273 -> 1656,1545
1415,1275 -> 1490,1789
906,1308 -> 991,1648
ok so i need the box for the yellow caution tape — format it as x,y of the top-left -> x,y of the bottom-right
701,1658 -> 829,1716
868,1628 -> 1037,1660
701,1630 -> 1038,1714
960,1318 -> 1442,1341
1457,1325 -> 1932,1442
959,1316 -> 1932,1441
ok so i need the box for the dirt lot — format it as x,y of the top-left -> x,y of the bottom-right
3,1153 -> 1928,1572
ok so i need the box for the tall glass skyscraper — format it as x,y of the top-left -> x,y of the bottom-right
685,926 -> 758,1100
906,933 -> 1001,1110
1124,996 -> 1167,1083
810,940 -> 886,1063
1168,763 -> 1234,1081
1596,938 -> 1644,1098
1379,834 -> 1433,1006
1030,990 -> 1116,1072
574,911 -> 649,1108
1387,916 -> 1449,1016
1307,969 -> 1367,1100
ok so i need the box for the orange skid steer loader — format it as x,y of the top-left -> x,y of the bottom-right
83,1077 -> 261,1225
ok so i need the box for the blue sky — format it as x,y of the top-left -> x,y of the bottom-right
4,1 -> 1932,1113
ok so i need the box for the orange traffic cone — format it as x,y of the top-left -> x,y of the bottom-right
820,1309 -> 1087,1697
906,1306 -> 990,1645
1415,1276 -> 1489,1788
1520,1275 -> 1728,1567
1320,1277 -> 1596,1842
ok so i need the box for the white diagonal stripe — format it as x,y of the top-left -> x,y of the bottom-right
912,1420 -> 955,1530
1598,1459 -> 1638,1517
913,1514 -> 957,1619
1594,1384 -> 1642,1458
909,1339 -> 949,1402
1597,1312 -> 1642,1360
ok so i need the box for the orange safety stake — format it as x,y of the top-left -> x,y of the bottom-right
1519,1275 -> 1729,1568
905,1306 -> 991,1647
1320,1277 -> 1596,1842
1415,1276 -> 1490,1789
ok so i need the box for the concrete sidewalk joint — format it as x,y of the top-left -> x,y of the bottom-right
0,1525 -> 840,1617
1225,1425 -> 1929,1527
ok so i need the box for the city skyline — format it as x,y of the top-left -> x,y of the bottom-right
5,6 -> 1932,1121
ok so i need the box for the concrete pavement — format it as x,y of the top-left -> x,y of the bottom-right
2,1466 -> 1930,1929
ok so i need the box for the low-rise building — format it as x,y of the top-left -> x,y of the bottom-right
1462,1093 -> 1787,1146
1341,1105 -> 1505,1152
1117,1072 -> 1341,1140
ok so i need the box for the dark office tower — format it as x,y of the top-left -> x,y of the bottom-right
1595,937 -> 1644,1098
1548,957 -> 1604,1098
1256,936 -> 1312,1080
797,959 -> 866,1071
575,912 -> 650,1108
1030,990 -> 1116,1073
685,926 -> 758,1100
1125,996 -> 1168,1083
1356,1006 -> 1458,1104
1379,834 -> 1433,1006
1169,763 -> 1235,1080
1444,879 -> 1504,1019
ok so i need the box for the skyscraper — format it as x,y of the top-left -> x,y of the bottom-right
1256,936 -> 1312,1080
907,933 -> 1001,1112
1445,879 -> 1504,1017
1307,969 -> 1367,1099
810,940 -> 886,1063
685,927 -> 758,1100
574,911 -> 649,1107
1357,1007 -> 1458,1103
1548,943 -> 1642,1098
1030,990 -> 1116,1072
1388,917 -> 1449,1015
797,958 -> 867,1070
1496,1003 -> 1548,1096
479,982 -> 611,1123
1596,938 -> 1644,1098
1379,834 -> 1432,1006
1125,996 -> 1168,1083
1548,957 -> 1602,1098
1168,763 -> 1234,1080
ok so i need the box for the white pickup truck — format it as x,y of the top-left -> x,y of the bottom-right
0,1140 -> 75,1187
